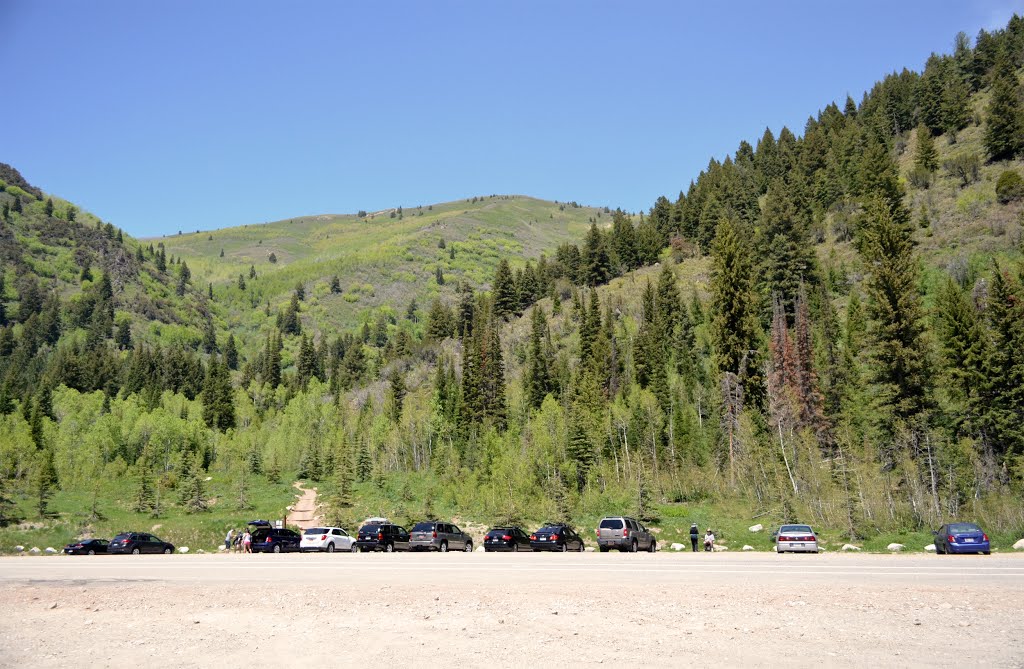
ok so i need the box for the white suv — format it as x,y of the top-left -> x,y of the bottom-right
300,527 -> 356,553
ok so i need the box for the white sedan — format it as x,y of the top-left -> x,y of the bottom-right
300,527 -> 356,553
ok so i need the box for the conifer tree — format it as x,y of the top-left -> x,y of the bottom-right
984,52 -> 1024,161
710,216 -> 761,389
982,266 -> 1024,462
33,447 -> 57,518
456,282 -> 475,336
280,293 -> 301,335
297,334 -> 317,387
115,319 -> 132,350
132,462 -> 155,513
566,412 -> 595,493
224,333 -> 238,370
610,210 -> 639,271
914,125 -> 938,172
525,307 -> 552,410
582,223 -> 612,286
177,453 -> 208,513
656,263 -> 682,331
492,260 -> 516,320
388,367 -> 406,422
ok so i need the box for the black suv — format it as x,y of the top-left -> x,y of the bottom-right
251,527 -> 301,553
354,523 -> 411,552
529,524 -> 585,552
109,532 -> 175,554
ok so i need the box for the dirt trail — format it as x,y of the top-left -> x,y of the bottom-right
285,482 -> 320,529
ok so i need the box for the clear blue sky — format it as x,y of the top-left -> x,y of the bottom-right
1,1 -> 1017,237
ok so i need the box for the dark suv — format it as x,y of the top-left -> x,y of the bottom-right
409,521 -> 473,552
251,527 -> 301,553
529,524 -> 585,552
109,532 -> 175,554
596,516 -> 656,552
354,523 -> 411,552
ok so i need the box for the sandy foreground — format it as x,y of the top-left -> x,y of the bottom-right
1,552 -> 1022,668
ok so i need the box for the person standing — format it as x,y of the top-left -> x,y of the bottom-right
242,530 -> 252,554
689,523 -> 699,552
224,527 -> 234,552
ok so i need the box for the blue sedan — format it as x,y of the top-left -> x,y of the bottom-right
933,523 -> 991,555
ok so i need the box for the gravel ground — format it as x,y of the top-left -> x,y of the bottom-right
1,553 -> 1022,668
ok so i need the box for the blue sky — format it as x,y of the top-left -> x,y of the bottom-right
1,1 -> 1018,237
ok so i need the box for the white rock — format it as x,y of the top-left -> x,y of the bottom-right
204,476 -> 212,481
196,549 -> 206,554
1013,538 -> 1024,551
924,544 -> 936,552
584,547 -> 595,552
887,543 -> 904,552
748,524 -> 763,533
670,543 -> 686,551
841,544 -> 860,551
217,545 -> 226,551
44,547 -> 57,554
713,545 -> 729,552
742,545 -> 754,551
178,547 -> 189,554
772,545 -> 777,552
29,547 -> 41,555
14,545 -> 24,552
475,546 -> 484,552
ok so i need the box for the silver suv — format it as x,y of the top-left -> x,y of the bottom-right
409,521 -> 474,552
596,516 -> 656,552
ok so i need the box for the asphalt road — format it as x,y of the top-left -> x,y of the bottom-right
2,552 -> 1023,668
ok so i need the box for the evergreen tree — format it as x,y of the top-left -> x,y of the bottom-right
156,245 -> 167,272
177,453 -> 208,513
566,412 -> 595,493
492,259 -> 517,320
710,216 -> 762,390
202,317 -> 217,354
175,261 -> 191,296
984,52 -> 1024,161
425,297 -> 454,341
914,125 -> 938,172
456,283 -> 475,336
329,275 -> 341,293
201,357 -> 235,431
224,333 -> 238,370
388,367 -> 406,422
759,180 -> 817,314
297,334 -> 317,387
525,306 -> 552,409
982,265 -> 1024,462
610,210 -> 639,271
656,263 -> 682,331
435,266 -> 445,285
115,319 -> 132,350
33,447 -> 57,518
280,293 -> 301,335
132,462 -> 155,513
237,274 -> 246,291
264,331 -> 282,388
582,223 -> 612,286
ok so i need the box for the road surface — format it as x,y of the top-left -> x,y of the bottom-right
1,552 -> 1022,667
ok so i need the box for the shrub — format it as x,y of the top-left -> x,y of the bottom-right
907,165 -> 932,190
995,170 -> 1024,204
943,151 -> 980,187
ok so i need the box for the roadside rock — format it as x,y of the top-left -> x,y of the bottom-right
748,524 -> 763,533
14,545 -> 24,553
584,547 -> 595,552
178,547 -> 189,554
742,545 -> 754,551
44,547 -> 57,554
218,545 -> 227,551
841,544 -> 860,551
197,549 -> 206,554
924,544 -> 936,552
1013,538 -> 1024,551
887,543 -> 904,552
670,543 -> 685,551
713,545 -> 729,552
29,547 -> 41,555
475,546 -> 484,552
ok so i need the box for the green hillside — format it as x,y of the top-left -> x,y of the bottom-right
2,17 -> 1024,555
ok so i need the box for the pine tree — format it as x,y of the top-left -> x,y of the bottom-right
264,331 -> 282,388
566,412 -> 595,492
177,453 -> 208,513
982,265 -> 1024,462
582,223 -> 612,286
388,367 -> 406,422
984,52 -> 1024,161
656,263 -> 682,331
710,216 -> 761,387
33,447 -> 57,518
610,209 -> 639,271
132,463 -> 155,513
202,318 -> 217,354
297,334 -> 317,387
175,262 -> 191,296
492,259 -> 516,320
224,333 -> 238,370
456,283 -> 475,336
115,319 -> 132,350
425,298 -> 454,340
281,293 -> 301,335
525,306 -> 552,410
201,357 -> 235,431
914,125 -> 938,172
156,245 -> 167,272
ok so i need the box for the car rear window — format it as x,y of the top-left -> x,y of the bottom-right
412,522 -> 435,532
600,519 -> 624,529
304,528 -> 327,535
360,525 -> 381,534
948,523 -> 981,533
112,534 -> 130,542
487,528 -> 510,536
780,525 -> 813,534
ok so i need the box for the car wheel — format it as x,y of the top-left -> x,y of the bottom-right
132,548 -> 141,555
464,541 -> 473,553
326,543 -> 335,553
273,544 -> 282,554
512,544 -> 518,553
630,540 -> 638,553
440,541 -> 448,553
385,543 -> 394,553
87,550 -> 95,556
560,543 -> 568,553
578,542 -> 585,552
350,544 -> 359,553
648,540 -> 656,553
163,547 -> 172,554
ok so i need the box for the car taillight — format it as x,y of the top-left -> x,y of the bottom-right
530,534 -> 536,540
982,534 -> 989,542
551,534 -> 559,541
595,528 -> 600,535
948,535 -> 956,543
378,532 -> 383,540
321,535 -> 327,541
432,531 -> 437,538
623,528 -> 628,538
502,535 -> 512,541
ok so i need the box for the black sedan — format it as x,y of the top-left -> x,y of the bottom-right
483,526 -> 532,552
63,539 -> 109,555
529,524 -> 585,552
108,532 -> 175,554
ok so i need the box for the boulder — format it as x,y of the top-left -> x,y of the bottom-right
44,547 -> 57,554
748,524 -> 763,533
14,545 -> 24,553
29,547 -> 41,555
584,547 -> 595,552
217,545 -> 227,551
924,544 -> 936,552
742,545 -> 754,551
712,544 -> 729,552
196,549 -> 206,554
178,547 -> 189,554
887,543 -> 904,552
670,543 -> 686,551
841,544 -> 860,551
475,546 -> 484,552
1013,538 -> 1024,551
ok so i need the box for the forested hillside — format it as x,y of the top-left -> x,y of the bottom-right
2,17 -> 1024,552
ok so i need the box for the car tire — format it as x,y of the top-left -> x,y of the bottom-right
273,544 -> 282,554
630,540 -> 638,553
87,550 -> 95,556
326,543 -> 335,553
578,543 -> 585,552
132,548 -> 141,555
350,544 -> 358,553
163,547 -> 172,554
385,543 -> 394,553
512,544 -> 518,552
560,543 -> 568,553
648,540 -> 656,553
440,541 -> 448,553
464,541 -> 473,552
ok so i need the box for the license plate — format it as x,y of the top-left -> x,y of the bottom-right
964,538 -> 975,543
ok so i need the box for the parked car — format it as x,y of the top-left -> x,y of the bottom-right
251,527 -> 301,553
300,527 -> 356,553
410,521 -> 474,552
62,538 -> 109,555
933,523 -> 991,555
529,524 -> 585,552
484,526 -> 532,552
775,524 -> 819,554
595,516 -> 656,553
354,523 -> 411,552
109,532 -> 175,555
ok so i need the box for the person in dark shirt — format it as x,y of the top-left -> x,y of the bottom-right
689,523 -> 699,552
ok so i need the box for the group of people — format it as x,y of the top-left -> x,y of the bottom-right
225,528 -> 252,553
689,523 -> 715,552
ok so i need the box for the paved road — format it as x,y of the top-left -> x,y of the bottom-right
2,551 -> 1022,585
3,553 -> 1023,668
